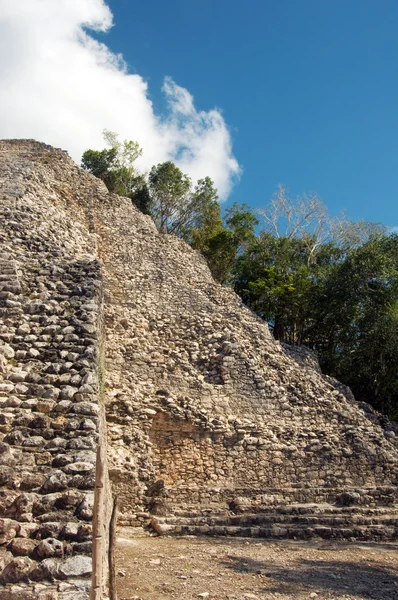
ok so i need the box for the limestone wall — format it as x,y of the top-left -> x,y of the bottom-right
87,167 -> 397,516
0,140 -> 397,596
0,141 -> 112,599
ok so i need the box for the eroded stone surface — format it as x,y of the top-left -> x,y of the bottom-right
0,140 -> 111,599
0,139 -> 397,597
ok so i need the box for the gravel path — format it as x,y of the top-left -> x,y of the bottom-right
116,528 -> 398,600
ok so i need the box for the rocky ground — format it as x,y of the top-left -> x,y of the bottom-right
115,528 -> 398,600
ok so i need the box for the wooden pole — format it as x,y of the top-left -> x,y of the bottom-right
90,444 -> 105,600
109,496 -> 118,600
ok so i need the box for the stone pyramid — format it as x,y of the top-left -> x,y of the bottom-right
0,140 -> 397,598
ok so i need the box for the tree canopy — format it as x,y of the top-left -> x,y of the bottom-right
81,129 -> 144,198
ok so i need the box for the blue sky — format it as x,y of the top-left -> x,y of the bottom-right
101,0 -> 398,227
0,0 -> 397,229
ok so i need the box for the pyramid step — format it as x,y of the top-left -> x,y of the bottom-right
150,501 -> 398,541
153,513 -> 398,529
167,503 -> 398,520
151,518 -> 398,541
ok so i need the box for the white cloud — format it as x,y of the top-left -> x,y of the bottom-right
0,0 -> 240,199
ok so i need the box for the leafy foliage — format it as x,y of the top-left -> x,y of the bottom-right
81,129 -> 143,198
81,147 -> 118,191
196,203 -> 259,284
310,235 -> 398,417
147,161 -> 191,233
232,235 -> 314,342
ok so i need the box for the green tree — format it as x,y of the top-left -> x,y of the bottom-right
310,234 -> 398,417
224,203 -> 259,250
203,203 -> 259,284
147,161 -> 192,233
187,177 -> 223,249
81,147 -> 118,191
81,130 -> 143,197
232,234 -> 315,342
130,180 -> 152,215
102,129 -> 143,196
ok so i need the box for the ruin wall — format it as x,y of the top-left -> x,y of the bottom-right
0,140 -> 397,596
0,141 -> 112,600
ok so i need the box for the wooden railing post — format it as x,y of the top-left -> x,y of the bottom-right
109,496 -> 118,600
90,444 -> 105,600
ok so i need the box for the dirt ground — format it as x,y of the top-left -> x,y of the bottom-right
115,527 -> 398,600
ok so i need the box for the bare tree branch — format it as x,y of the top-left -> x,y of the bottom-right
259,186 -> 386,265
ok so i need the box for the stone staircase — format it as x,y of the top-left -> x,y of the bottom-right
0,256 -> 21,297
150,502 -> 398,541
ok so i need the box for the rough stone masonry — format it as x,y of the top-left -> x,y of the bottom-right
0,140 -> 397,598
